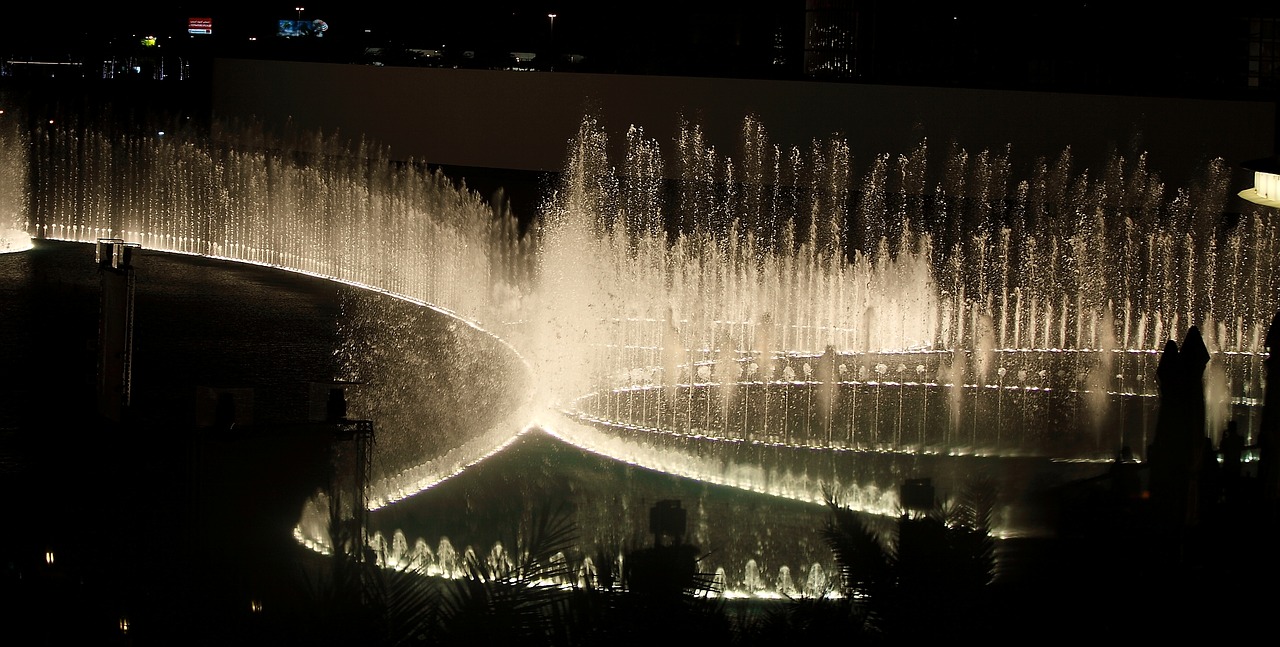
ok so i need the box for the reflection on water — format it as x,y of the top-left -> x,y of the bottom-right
361,429 -> 842,599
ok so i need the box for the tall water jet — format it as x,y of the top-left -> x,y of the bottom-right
11,103 -> 1278,575
530,112 -> 1279,540
539,113 -> 1277,461
0,114 -> 29,252
15,113 -> 537,506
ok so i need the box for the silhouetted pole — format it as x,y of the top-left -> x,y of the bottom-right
1259,310 -> 1280,514
1149,338 -> 1183,520
96,238 -> 138,423
324,386 -> 374,567
1219,419 -> 1244,503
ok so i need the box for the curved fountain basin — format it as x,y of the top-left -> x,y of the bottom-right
357,428 -> 846,599
571,345 -> 1265,462
548,407 -> 1109,540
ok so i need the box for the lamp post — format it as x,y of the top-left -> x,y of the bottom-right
548,14 -> 557,71
296,6 -> 304,22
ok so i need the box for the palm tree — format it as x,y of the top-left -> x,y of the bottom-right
813,479 -> 996,640
382,502 -> 581,647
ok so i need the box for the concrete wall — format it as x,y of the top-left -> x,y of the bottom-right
211,58 -> 1276,192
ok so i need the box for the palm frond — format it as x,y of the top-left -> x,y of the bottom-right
405,501 -> 581,646
821,484 -> 893,600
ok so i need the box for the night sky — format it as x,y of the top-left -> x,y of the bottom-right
6,3 -> 1271,73
0,2 -> 1271,100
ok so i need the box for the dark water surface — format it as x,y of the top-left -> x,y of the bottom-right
0,240 -> 347,428
368,428 -> 838,594
0,240 -> 354,641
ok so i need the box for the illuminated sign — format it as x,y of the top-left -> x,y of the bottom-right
278,18 -> 328,38
188,17 -> 213,35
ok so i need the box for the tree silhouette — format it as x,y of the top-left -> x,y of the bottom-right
1148,326 -> 1212,530
1260,309 -> 1280,514
813,480 -> 996,641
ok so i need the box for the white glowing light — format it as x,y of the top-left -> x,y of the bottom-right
1240,170 -> 1280,208
0,228 -> 32,253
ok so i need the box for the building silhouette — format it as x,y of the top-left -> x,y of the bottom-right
1,4 -> 1277,103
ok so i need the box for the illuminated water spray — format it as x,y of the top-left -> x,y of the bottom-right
10,109 -> 1280,590
0,117 -> 29,253
529,114 -> 1278,465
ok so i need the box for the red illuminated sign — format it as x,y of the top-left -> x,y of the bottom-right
188,17 -> 212,35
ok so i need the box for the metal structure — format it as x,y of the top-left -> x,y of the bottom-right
331,417 -> 375,556
95,238 -> 139,422
326,385 -> 375,566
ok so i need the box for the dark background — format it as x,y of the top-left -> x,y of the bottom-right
3,2 -> 1278,97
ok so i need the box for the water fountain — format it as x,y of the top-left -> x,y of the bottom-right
0,226 -> 29,252
9,105 -> 1279,596
529,114 -> 1276,468
0,116 -> 29,252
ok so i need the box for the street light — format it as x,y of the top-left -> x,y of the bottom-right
548,14 -> 558,71
296,6 -> 305,22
